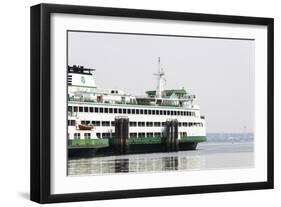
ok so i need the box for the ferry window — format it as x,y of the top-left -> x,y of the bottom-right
111,121 -> 115,126
131,122 -> 135,127
140,109 -> 143,114
146,122 -> 153,127
102,121 -> 110,126
86,121 -> 90,124
89,107 -> 93,112
114,108 -> 117,113
71,120 -> 75,126
176,111 -> 180,115
154,132 -> 161,137
109,108 -> 113,113
118,108 -> 122,113
152,110 -> 155,115
81,120 -> 86,125
147,132 -> 153,137
156,110 -> 159,115
104,108 -> 108,113
73,106 -> 78,112
148,110 -> 152,115
84,107 -> 89,112
162,122 -> 165,126
138,132 -> 145,138
123,108 -> 127,114
163,110 -> 166,115
95,121 -> 100,126
96,133 -> 101,138
167,111 -> 170,115
100,108 -> 103,113
132,109 -> 135,114
184,122 -> 188,127
160,110 -> 163,115
95,107 -> 98,113
183,132 -> 187,137
154,122 -> 161,127
74,133 -> 80,139
84,133 -> 91,139
178,122 -> 182,127
181,111 -> 184,116
127,109 -> 131,114
136,109 -> 139,114
68,106 -> 72,112
79,107 -> 83,112
144,109 -> 147,114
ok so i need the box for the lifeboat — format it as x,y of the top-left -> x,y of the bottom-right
78,124 -> 94,130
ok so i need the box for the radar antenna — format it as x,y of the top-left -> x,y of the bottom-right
153,57 -> 165,98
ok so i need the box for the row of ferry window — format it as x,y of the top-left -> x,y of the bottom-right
68,120 -> 203,127
72,132 -> 189,139
68,106 -> 196,116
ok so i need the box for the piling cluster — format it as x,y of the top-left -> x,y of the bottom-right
163,120 -> 179,152
114,117 -> 129,154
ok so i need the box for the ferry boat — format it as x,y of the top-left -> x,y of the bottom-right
67,58 -> 206,155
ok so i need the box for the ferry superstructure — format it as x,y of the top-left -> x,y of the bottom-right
67,59 -> 206,153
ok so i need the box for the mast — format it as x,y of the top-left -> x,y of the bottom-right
154,57 -> 165,98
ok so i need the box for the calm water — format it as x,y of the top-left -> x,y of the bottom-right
68,134 -> 254,176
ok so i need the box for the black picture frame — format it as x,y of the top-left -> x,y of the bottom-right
30,3 -> 274,204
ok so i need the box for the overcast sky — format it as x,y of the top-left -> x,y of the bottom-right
68,31 -> 255,133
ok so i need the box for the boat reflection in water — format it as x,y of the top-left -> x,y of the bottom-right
68,141 -> 254,176
67,152 -> 206,176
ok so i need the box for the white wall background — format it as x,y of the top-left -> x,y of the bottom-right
0,0 -> 279,206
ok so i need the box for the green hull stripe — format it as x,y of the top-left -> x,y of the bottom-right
68,136 -> 206,146
181,136 -> 207,142
68,138 -> 108,146
128,136 -> 161,144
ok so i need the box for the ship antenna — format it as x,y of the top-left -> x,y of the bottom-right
154,57 -> 165,98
